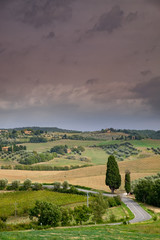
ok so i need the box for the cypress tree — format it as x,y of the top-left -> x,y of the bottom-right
125,170 -> 131,194
105,155 -> 121,194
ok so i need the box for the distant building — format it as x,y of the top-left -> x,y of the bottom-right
67,149 -> 71,154
24,130 -> 32,135
2,147 -> 9,152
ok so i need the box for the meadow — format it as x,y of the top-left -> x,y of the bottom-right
0,190 -> 87,217
0,222 -> 160,240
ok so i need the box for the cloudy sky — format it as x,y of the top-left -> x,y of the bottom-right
0,0 -> 160,130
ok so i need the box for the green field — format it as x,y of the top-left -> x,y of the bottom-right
0,223 -> 160,240
0,191 -> 87,217
81,147 -> 109,165
23,140 -> 102,152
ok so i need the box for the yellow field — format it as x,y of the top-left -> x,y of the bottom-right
0,154 -> 159,193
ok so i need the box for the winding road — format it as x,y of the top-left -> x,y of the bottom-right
76,188 -> 152,223
44,185 -> 152,223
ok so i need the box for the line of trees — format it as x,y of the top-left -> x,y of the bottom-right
132,173 -> 160,207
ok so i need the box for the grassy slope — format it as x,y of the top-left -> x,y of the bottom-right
0,191 -> 86,217
0,223 -> 160,240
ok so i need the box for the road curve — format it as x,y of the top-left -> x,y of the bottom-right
77,188 -> 152,223
44,185 -> 152,223
121,196 -> 151,223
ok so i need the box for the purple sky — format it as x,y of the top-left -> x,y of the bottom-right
0,0 -> 160,131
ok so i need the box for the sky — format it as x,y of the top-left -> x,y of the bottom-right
0,0 -> 160,131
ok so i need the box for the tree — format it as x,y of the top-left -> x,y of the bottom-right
125,170 -> 131,194
11,180 -> 20,190
62,181 -> 69,190
90,192 -> 108,223
73,205 -> 91,225
23,179 -> 32,190
0,179 -> 8,190
61,208 -> 73,226
105,155 -> 121,193
29,201 -> 62,226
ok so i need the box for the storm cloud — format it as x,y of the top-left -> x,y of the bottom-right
0,0 -> 160,130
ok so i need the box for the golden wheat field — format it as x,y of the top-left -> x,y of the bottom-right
0,154 -> 159,192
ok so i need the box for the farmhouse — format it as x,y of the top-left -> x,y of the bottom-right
24,130 -> 32,135
2,146 -> 9,152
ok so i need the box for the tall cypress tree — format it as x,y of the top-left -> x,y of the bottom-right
105,155 -> 121,193
125,170 -> 131,194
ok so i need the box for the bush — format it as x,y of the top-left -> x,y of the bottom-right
23,179 -> 32,190
11,180 -> 20,190
73,205 -> 92,225
61,208 -> 73,226
53,182 -> 61,191
0,179 -> 8,190
62,181 -> 69,190
32,182 -> 43,191
29,201 -> 62,226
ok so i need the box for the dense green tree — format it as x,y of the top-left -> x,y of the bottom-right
61,208 -> 73,226
125,170 -> 131,194
23,179 -> 32,190
29,201 -> 62,226
105,155 -> 121,193
62,181 -> 69,190
90,192 -> 108,223
0,179 -> 8,190
11,180 -> 20,190
73,205 -> 91,225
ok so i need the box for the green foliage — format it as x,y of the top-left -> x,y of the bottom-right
29,137 -> 47,143
32,183 -> 43,191
62,181 -> 69,190
133,173 -> 160,207
0,179 -> 8,190
73,205 -> 92,225
53,182 -> 61,191
29,201 -> 62,226
18,152 -> 56,165
61,208 -> 73,226
90,193 -> 108,223
100,142 -> 139,161
105,155 -> 121,193
125,170 -> 131,194
11,180 -> 20,190
23,179 -> 32,190
50,145 -> 68,155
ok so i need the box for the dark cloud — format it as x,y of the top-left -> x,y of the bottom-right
45,31 -> 55,39
133,76 -> 160,113
140,70 -> 152,76
86,78 -> 98,85
15,0 -> 73,28
91,5 -> 124,33
0,48 -> 6,54
125,12 -> 138,22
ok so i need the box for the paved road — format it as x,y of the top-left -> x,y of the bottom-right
75,188 -> 152,223
121,196 -> 151,223
44,185 -> 152,223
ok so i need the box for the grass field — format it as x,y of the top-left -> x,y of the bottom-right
0,222 -> 160,240
24,140 -> 102,152
0,190 -> 87,217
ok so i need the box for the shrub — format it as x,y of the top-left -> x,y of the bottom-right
0,179 -> 8,190
53,182 -> 61,191
29,201 -> 62,226
11,180 -> 20,190
61,208 -> 73,226
32,182 -> 43,191
23,179 -> 32,190
62,181 -> 69,190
